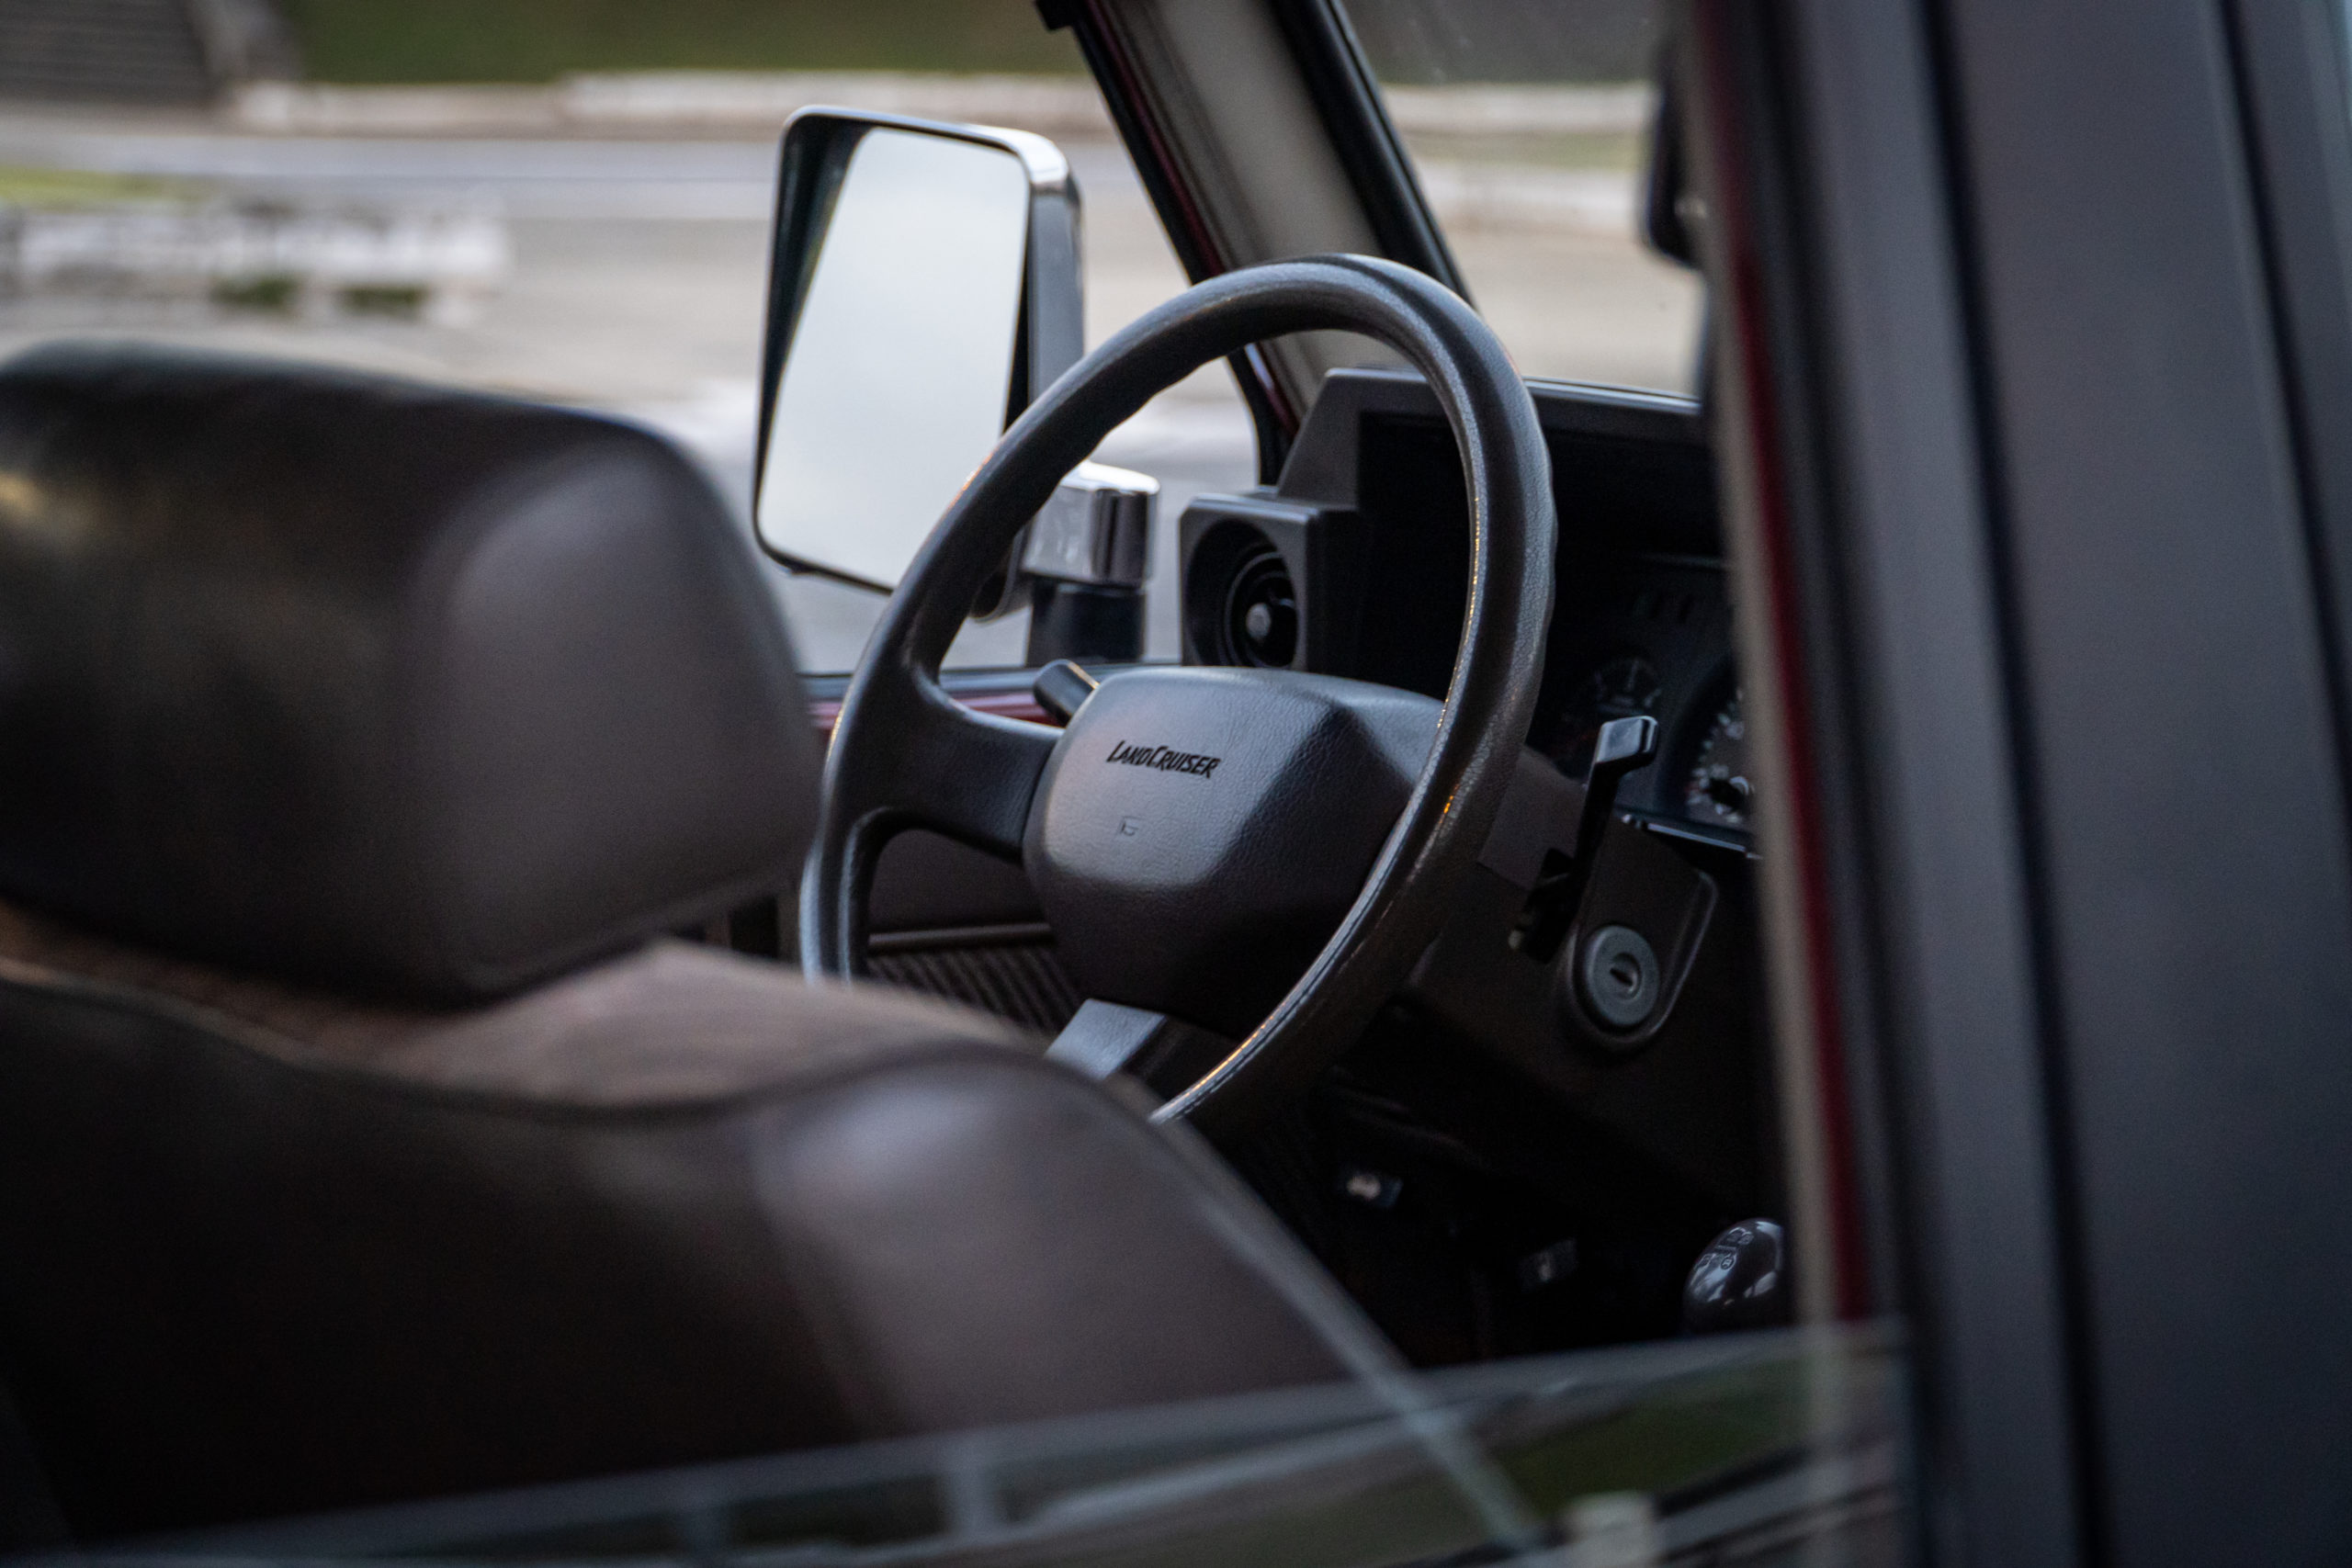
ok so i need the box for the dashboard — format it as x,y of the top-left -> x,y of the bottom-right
1179,368 -> 1747,850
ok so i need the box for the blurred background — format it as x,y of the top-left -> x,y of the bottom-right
0,0 -> 1696,669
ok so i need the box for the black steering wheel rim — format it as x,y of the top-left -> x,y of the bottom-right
802,254 -> 1554,1135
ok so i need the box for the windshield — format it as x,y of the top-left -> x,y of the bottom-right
1343,0 -> 1703,393
0,8 -> 1250,673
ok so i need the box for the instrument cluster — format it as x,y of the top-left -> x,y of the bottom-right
1534,557 -> 1751,847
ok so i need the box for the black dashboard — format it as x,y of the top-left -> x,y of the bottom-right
1178,368 -> 1747,851
1175,367 -> 1771,1247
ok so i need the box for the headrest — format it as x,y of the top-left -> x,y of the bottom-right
0,344 -> 820,1003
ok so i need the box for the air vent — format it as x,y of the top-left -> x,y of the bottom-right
1221,540 -> 1297,667
1179,495 -> 1354,672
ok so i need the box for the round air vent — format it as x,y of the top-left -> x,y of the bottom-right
1222,540 -> 1298,667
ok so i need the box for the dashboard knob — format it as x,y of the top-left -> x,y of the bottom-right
1682,1218 -> 1792,1334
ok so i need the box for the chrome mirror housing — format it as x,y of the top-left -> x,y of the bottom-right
1022,461 -> 1156,588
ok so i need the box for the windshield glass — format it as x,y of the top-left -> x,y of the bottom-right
1342,0 -> 1702,394
0,6 -> 1250,673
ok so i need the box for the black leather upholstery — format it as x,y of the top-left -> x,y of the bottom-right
0,344 -> 820,1002
0,348 -> 1362,1540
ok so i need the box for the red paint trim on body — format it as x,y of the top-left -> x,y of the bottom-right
808,690 -> 1050,741
1693,4 -> 1870,1319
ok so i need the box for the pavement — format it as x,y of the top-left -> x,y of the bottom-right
0,92 -> 1697,671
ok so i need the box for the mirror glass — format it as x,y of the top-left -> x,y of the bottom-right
755,129 -> 1033,590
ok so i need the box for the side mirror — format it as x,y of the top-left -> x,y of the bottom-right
1643,47 -> 1701,269
752,109 -> 1097,621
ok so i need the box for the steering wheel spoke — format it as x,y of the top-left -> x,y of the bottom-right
1046,998 -> 1238,1100
881,688 -> 1057,860
802,670 -> 1055,976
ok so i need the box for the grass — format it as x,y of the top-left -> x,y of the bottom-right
1401,130 -> 1648,173
212,275 -> 303,312
0,166 -> 194,208
338,283 -> 430,317
277,0 -> 1087,84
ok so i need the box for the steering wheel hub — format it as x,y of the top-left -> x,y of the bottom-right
1026,668 -> 1441,1039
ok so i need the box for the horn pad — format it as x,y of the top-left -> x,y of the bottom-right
1023,668 -> 1439,1037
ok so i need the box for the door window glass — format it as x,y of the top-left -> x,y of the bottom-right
1341,0 -> 1704,393
0,16 -> 1919,1565
113,1328 -> 1910,1563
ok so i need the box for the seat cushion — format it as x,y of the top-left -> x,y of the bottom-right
0,903 -> 1356,1540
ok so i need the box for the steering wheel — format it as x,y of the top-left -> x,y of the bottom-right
802,255 -> 1553,1135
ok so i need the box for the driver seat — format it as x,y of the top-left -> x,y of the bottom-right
0,346 -> 1358,1542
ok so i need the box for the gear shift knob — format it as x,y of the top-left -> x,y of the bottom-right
1683,1218 -> 1792,1334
